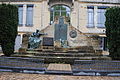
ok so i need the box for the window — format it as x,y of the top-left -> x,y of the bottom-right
87,6 -> 94,28
26,5 -> 34,26
50,5 -> 71,24
97,6 -> 109,28
18,5 -> 23,26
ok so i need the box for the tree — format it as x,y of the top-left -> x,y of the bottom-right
0,4 -> 18,56
105,7 -> 120,60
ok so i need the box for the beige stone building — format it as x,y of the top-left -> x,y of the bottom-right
0,0 -> 120,52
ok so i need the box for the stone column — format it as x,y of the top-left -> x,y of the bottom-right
70,1 -> 78,28
94,6 -> 98,29
41,1 -> 50,29
20,34 -> 23,46
23,4 -> 27,27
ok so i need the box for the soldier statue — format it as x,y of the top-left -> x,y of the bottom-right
28,30 -> 46,49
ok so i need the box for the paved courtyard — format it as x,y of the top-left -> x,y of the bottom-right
0,72 -> 120,80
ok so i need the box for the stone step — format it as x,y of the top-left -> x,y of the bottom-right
16,52 -> 100,57
27,46 -> 95,53
45,64 -> 72,75
27,49 -> 95,53
11,54 -> 111,64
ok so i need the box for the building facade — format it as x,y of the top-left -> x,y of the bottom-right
0,0 -> 120,52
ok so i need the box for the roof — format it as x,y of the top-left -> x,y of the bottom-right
79,0 -> 120,4
0,0 -> 42,2
0,0 -> 120,3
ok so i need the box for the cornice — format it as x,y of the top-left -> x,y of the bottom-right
77,0 -> 120,4
0,0 -> 43,2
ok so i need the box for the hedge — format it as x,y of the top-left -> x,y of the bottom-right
0,4 -> 18,56
105,7 -> 120,60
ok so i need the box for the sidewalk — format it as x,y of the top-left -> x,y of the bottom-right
0,72 -> 120,80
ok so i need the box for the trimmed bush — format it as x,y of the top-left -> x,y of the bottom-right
0,4 -> 18,56
105,7 -> 120,60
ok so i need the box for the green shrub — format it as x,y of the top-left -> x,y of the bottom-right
105,7 -> 120,60
0,4 -> 18,56
1,42 -> 15,56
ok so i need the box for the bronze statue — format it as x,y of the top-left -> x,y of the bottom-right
28,30 -> 46,49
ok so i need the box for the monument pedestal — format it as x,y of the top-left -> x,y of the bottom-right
54,41 -> 61,48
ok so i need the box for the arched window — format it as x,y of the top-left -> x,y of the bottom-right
50,5 -> 71,24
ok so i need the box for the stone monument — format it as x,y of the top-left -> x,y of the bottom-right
54,17 -> 68,48
54,17 -> 68,41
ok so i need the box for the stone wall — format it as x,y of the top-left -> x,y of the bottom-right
0,0 -> 119,51
0,1 -> 50,33
68,26 -> 90,47
88,35 -> 100,50
71,1 -> 120,34
41,25 -> 54,38
0,0 -> 119,34
41,23 -> 92,47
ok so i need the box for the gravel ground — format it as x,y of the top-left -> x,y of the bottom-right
0,72 -> 120,80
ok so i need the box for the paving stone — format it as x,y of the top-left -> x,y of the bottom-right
47,64 -> 71,71
0,72 -> 120,80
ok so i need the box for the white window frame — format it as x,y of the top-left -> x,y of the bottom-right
26,5 -> 34,27
87,6 -> 94,28
18,5 -> 23,26
97,6 -> 109,28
